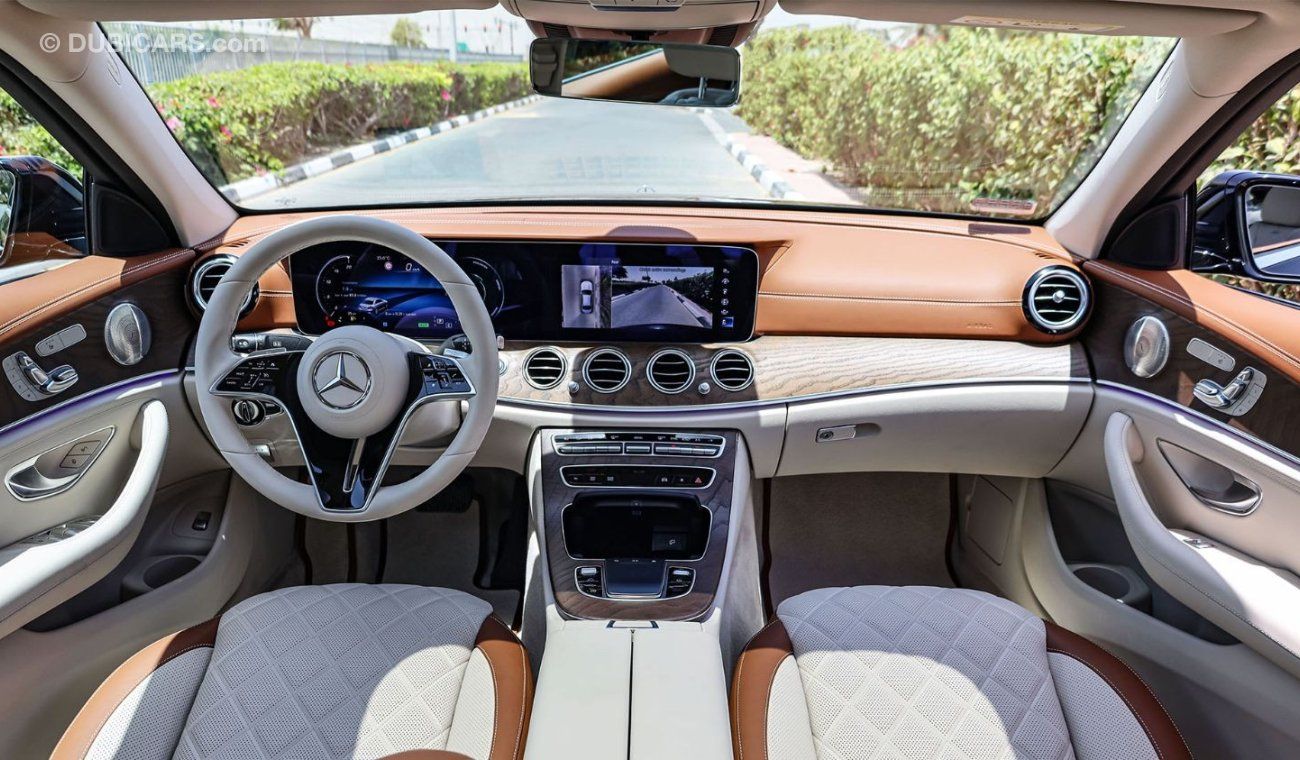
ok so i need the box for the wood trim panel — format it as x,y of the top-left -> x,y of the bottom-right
0,266 -> 196,429
500,336 -> 1089,407
216,206 -> 1081,342
1084,280 -> 1300,457
1086,260 -> 1300,386
539,429 -> 737,621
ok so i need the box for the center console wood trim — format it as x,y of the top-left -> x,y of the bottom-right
537,429 -> 738,621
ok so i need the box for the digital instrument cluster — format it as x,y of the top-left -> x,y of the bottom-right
291,240 -> 757,342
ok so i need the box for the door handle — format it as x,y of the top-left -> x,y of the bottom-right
1187,483 -> 1261,515
3,426 -> 114,501
1158,440 -> 1262,517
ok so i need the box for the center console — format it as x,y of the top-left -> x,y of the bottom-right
528,427 -> 743,760
536,429 -> 738,621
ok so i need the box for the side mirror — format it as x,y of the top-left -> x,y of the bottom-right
529,39 -> 740,108
1193,171 -> 1300,282
0,156 -> 86,271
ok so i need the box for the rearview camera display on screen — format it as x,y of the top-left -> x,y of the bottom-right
561,265 -> 714,329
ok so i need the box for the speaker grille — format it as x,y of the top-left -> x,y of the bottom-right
104,303 -> 151,366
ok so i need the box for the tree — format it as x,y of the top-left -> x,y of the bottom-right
272,17 -> 316,39
390,18 -> 427,49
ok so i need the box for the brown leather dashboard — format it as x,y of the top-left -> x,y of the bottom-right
212,205 -> 1083,342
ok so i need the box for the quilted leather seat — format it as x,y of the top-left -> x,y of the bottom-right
731,586 -> 1191,760
52,584 -> 531,760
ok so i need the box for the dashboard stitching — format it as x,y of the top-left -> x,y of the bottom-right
0,248 -> 194,338
761,292 -> 1020,305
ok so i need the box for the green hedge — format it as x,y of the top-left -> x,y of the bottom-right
1203,85 -> 1300,178
0,60 -> 527,186
0,91 -> 81,176
149,60 -> 529,184
738,26 -> 1170,215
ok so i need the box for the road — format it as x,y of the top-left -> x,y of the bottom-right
613,284 -> 710,328
249,98 -> 768,209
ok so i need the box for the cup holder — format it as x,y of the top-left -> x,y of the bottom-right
1068,562 -> 1151,613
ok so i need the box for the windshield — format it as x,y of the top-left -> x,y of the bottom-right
108,12 -> 1174,219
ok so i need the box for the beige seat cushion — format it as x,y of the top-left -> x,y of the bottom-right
52,584 -> 531,760
732,586 -> 1190,760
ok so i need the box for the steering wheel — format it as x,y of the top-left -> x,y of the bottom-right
194,216 -> 498,522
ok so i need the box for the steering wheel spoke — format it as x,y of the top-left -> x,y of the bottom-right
293,351 -> 476,512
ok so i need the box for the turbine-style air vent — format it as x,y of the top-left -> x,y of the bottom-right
523,347 -> 567,389
583,348 -> 632,393
710,349 -> 754,391
647,349 -> 695,394
190,255 -> 256,316
1023,266 -> 1090,334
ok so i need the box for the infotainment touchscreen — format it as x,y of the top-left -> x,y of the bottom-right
291,240 -> 757,342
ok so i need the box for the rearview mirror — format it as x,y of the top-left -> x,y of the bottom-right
1193,172 -> 1300,283
529,39 -> 740,108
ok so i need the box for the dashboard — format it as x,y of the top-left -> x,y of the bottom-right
290,240 -> 758,342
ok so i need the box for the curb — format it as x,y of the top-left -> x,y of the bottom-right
221,94 -> 544,203
694,109 -> 804,202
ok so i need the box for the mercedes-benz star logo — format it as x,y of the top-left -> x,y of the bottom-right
312,350 -> 372,410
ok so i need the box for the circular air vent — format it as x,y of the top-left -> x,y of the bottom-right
523,347 -> 567,389
190,255 -> 257,316
710,349 -> 754,391
1023,266 -> 1090,334
646,349 -> 695,394
582,348 -> 632,393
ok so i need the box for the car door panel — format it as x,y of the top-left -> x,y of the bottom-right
1104,410 -> 1300,677
0,398 -> 167,638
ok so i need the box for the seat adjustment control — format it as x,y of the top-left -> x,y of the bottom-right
1192,366 -> 1266,417
4,351 -> 78,400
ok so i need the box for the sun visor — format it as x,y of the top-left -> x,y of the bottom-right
16,1 -> 496,21
778,0 -> 1257,38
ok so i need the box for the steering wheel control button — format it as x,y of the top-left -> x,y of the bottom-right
312,350 -> 372,409
418,355 -> 473,396
215,354 -> 293,395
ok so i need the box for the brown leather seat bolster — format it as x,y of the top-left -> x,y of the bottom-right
1045,622 -> 1192,760
51,616 -> 220,760
474,614 -> 534,760
730,619 -> 795,760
